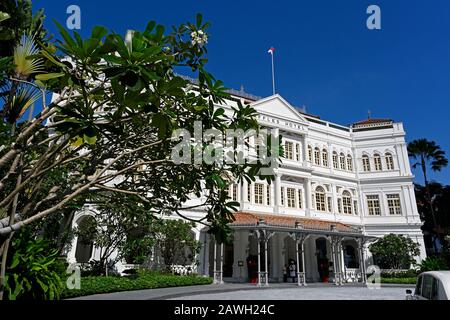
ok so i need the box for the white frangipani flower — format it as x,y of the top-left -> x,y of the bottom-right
190,29 -> 208,47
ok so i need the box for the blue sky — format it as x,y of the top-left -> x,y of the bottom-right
34,0 -> 450,184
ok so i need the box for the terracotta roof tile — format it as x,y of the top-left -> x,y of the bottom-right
352,118 -> 392,126
230,212 -> 360,233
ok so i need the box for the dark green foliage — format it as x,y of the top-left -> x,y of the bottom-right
380,269 -> 418,278
79,260 -> 107,277
419,256 -> 450,272
154,219 -> 200,271
369,233 -> 421,269
380,277 -> 417,284
0,0 -> 47,57
61,270 -> 212,299
4,230 -> 64,300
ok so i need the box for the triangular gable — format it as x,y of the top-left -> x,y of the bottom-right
250,94 -> 308,125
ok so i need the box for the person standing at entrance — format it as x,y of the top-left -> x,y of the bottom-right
289,260 -> 297,282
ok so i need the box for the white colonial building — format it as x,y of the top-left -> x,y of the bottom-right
66,89 -> 426,286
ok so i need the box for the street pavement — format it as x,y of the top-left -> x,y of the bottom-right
171,285 -> 413,300
69,282 -> 414,300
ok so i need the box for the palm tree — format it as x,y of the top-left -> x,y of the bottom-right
1,35 -> 43,130
408,139 -> 448,234
408,139 -> 448,185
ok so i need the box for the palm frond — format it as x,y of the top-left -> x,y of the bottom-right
1,81 -> 41,122
13,34 -> 44,78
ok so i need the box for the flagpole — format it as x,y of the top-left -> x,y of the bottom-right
271,51 -> 275,95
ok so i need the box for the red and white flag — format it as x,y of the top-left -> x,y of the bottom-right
268,47 -> 275,54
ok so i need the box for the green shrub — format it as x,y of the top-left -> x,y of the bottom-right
380,277 -> 417,284
419,256 -> 449,272
380,269 -> 418,278
4,230 -> 65,300
61,270 -> 212,299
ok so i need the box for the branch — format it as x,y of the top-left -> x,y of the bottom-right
0,141 -> 167,236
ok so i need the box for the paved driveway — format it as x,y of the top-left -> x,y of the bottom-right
69,283 -> 414,300
170,285 -> 413,300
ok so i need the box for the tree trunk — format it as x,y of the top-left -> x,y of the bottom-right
0,157 -> 22,300
422,155 -> 439,254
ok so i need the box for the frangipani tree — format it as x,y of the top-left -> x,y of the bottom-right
0,11 -> 279,299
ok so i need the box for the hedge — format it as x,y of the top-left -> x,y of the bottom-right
380,277 -> 417,284
380,269 -> 418,279
61,271 -> 213,299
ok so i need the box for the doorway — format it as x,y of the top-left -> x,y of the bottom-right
315,238 -> 329,282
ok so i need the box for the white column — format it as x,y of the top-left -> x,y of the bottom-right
264,238 -> 269,286
275,174 -> 281,213
335,242 -> 342,285
301,240 -> 307,286
331,183 -> 337,216
296,240 -> 300,286
305,179 -> 311,217
241,179 -> 248,209
302,135 -> 308,165
339,243 -> 345,285
362,245 -> 367,284
257,234 -> 261,286
213,241 -> 218,284
220,243 -> 224,284
331,241 -> 338,285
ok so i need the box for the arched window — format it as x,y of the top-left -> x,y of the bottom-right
307,145 -> 312,162
75,216 -> 95,263
332,152 -> 339,169
342,191 -> 352,214
385,153 -> 394,170
315,186 -> 326,211
322,149 -> 328,167
339,153 -> 346,170
362,155 -> 370,172
314,147 -> 321,165
374,153 -> 382,171
346,155 -> 353,171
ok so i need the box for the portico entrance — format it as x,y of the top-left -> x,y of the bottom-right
202,212 -> 373,286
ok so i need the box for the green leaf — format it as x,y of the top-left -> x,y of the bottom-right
211,174 -> 225,189
35,72 -> 65,81
40,50 -> 67,67
83,134 -> 97,145
155,25 -> 165,41
84,38 -> 100,55
213,108 -> 225,118
142,46 -> 161,59
196,13 -> 203,28
91,26 -> 108,39
0,11 -> 10,23
53,20 -> 76,49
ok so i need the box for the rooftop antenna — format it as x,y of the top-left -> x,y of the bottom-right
367,110 -> 371,119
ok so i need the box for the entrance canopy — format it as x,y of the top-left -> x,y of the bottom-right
230,212 -> 367,238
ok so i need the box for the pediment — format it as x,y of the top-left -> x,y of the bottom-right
250,94 -> 308,125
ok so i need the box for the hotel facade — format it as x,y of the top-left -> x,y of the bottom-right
67,90 -> 426,285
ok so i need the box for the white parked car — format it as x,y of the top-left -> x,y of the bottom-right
406,271 -> 450,300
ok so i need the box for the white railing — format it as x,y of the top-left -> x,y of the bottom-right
170,264 -> 197,275
343,268 -> 361,283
